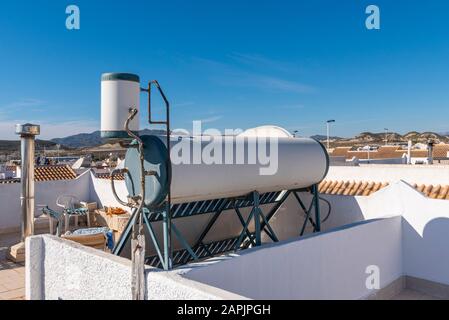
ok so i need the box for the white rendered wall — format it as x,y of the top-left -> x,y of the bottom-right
400,193 -> 449,285
357,157 -> 406,165
327,164 -> 449,185
89,171 -> 129,210
26,234 -> 245,300
320,180 -> 449,286
0,170 -> 91,233
183,217 -> 403,300
23,165 -> 449,299
26,181 -> 449,299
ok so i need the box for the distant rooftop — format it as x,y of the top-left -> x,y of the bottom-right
0,165 -> 77,184
330,144 -> 449,160
319,179 -> 449,200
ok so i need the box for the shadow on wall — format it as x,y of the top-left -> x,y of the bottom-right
261,192 -> 356,241
403,217 -> 449,286
318,194 -> 365,230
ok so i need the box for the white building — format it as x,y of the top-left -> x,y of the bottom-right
2,164 -> 449,299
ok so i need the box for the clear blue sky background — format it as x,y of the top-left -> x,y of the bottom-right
1,0 -> 449,139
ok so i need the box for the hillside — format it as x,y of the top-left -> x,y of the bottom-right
0,139 -> 61,152
317,131 -> 449,148
51,131 -> 104,148
2,130 -> 448,153
51,129 -> 167,148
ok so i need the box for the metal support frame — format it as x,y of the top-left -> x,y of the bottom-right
112,185 -> 323,270
111,78 -> 326,271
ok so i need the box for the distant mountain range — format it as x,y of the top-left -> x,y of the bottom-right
0,139 -> 59,152
51,129 -> 166,148
315,131 -> 449,148
310,135 -> 341,141
1,130 -> 449,152
52,130 -> 449,148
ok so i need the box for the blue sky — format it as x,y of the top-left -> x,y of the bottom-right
1,0 -> 449,139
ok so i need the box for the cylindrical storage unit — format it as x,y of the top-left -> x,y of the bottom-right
124,135 -> 329,206
101,73 -> 140,139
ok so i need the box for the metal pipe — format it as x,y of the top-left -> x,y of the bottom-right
253,191 -> 261,246
146,80 -> 172,270
326,119 -> 335,150
427,140 -> 434,165
313,185 -> 321,232
123,108 -> 147,300
15,124 -> 40,242
110,168 -> 130,207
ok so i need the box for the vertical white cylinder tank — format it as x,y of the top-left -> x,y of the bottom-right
101,73 -> 140,139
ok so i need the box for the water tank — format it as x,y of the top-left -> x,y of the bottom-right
101,73 -> 140,139
238,125 -> 293,138
124,134 -> 329,206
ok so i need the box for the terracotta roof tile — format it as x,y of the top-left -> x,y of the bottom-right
34,165 -> 77,181
330,147 -> 351,157
349,181 -> 362,196
433,145 -> 449,158
0,179 -> 20,184
438,185 -> 449,199
0,165 -> 77,183
409,150 -> 428,157
377,146 -> 401,153
318,180 -> 390,196
330,144 -> 449,160
95,172 -> 125,180
318,179 -> 449,200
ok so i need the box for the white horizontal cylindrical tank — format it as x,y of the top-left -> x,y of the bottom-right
125,132 -> 329,205
170,136 -> 328,203
101,73 -> 140,139
238,125 -> 293,138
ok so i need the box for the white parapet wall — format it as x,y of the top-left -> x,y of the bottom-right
26,234 -> 245,300
0,170 -> 91,234
320,179 -> 449,290
88,171 -> 130,210
182,216 -> 403,300
0,170 -> 138,234
26,201 -> 449,300
327,164 -> 449,185
21,166 -> 449,299
27,218 -> 403,300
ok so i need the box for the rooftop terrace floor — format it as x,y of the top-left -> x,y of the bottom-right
0,232 -> 24,300
392,289 -> 439,300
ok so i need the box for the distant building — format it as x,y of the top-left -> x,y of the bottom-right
0,165 -> 17,179
329,143 -> 449,165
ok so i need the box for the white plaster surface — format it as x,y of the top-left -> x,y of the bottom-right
183,217 -> 403,299
327,164 -> 449,185
26,235 -> 244,300
19,165 -> 449,299
88,171 -> 129,210
0,170 -> 91,233
25,236 -> 43,300
319,179 -> 449,287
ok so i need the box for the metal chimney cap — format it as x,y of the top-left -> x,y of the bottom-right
15,123 -> 40,136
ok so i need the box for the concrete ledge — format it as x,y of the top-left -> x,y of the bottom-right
26,234 -> 245,300
406,276 -> 449,299
366,275 -> 449,300
183,217 -> 403,299
365,276 -> 406,300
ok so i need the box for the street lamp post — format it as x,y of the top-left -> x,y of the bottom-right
326,120 -> 336,150
384,128 -> 389,146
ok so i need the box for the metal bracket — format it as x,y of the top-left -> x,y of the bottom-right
113,186 -> 323,270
